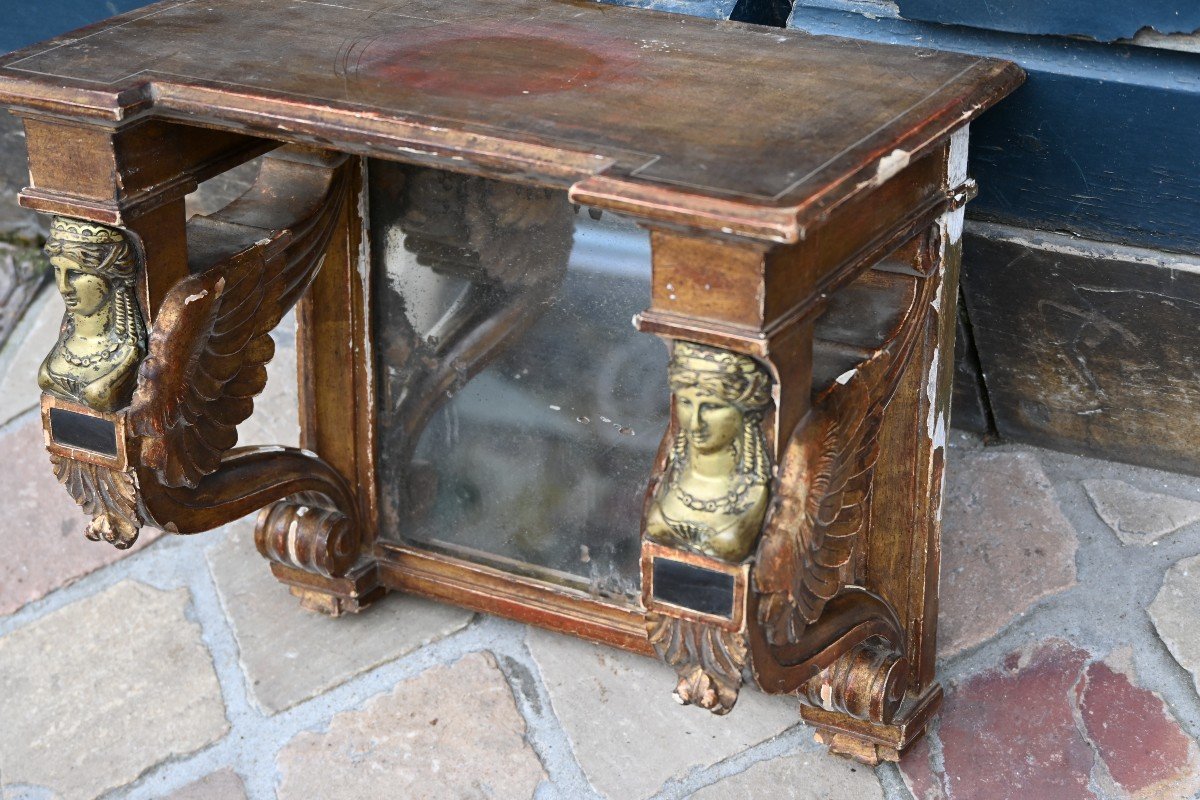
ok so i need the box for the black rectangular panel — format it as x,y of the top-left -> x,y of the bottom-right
652,557 -> 735,619
49,407 -> 118,456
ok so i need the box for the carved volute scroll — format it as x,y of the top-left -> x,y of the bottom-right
38,218 -> 146,413
644,341 -> 773,563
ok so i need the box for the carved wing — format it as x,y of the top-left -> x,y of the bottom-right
129,253 -> 276,487
129,155 -> 349,488
754,272 -> 937,647
754,360 -> 884,646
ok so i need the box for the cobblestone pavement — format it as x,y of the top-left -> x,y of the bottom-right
2,288 -> 1200,799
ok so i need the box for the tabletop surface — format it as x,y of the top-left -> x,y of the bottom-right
0,0 -> 1021,240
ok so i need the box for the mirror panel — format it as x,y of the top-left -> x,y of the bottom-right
370,161 -> 666,599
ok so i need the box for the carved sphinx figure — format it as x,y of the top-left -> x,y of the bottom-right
645,341 -> 772,563
38,217 -> 145,412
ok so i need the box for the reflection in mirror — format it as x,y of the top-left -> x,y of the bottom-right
371,161 -> 665,600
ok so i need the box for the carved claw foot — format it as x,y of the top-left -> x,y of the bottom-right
647,612 -> 748,716
50,453 -> 142,549
673,665 -> 739,715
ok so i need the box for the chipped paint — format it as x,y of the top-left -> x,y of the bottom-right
286,516 -> 301,565
925,228 -> 950,453
357,159 -> 377,496
970,220 -> 1200,276
836,368 -> 857,385
874,148 -> 911,185
948,125 -> 970,185
183,290 -> 209,305
945,125 -> 970,244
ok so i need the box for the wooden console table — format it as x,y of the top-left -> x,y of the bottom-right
0,0 -> 1021,763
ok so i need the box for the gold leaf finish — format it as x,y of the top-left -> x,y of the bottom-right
37,218 -> 146,413
644,342 -> 772,563
50,452 -> 143,549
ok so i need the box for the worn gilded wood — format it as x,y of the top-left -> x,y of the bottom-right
0,0 -> 1021,767
36,147 -> 364,564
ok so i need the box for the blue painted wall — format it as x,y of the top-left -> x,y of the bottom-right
0,1 -> 153,55
787,5 -> 1200,255
894,0 -> 1200,42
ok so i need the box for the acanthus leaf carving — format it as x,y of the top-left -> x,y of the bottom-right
50,452 -> 144,549
646,611 -> 747,715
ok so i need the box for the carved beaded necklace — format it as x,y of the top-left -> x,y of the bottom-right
60,337 -> 122,367
672,471 -> 759,514
670,442 -> 761,514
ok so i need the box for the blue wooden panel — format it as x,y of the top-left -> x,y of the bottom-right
0,1 -> 154,55
789,6 -> 1200,254
896,0 -> 1200,43
597,0 -> 738,20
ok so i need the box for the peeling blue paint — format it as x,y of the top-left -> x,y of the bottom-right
789,6 -> 1200,254
894,0 -> 1200,44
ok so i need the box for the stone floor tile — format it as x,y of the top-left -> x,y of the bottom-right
1149,555 -> 1200,699
0,288 -> 58,426
898,735 -> 945,800
901,638 -> 1200,800
1083,479 -> 1200,544
1077,649 -> 1200,800
690,751 -> 884,799
0,243 -> 47,363
205,520 -> 474,714
165,769 -> 248,800
276,651 -> 545,800
235,321 -> 298,447
526,627 -> 798,799
939,450 -> 1079,657
0,581 -> 229,800
903,639 -> 1096,800
0,413 -> 160,616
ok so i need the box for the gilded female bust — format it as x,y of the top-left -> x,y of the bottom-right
646,341 -> 772,563
37,218 -> 145,412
